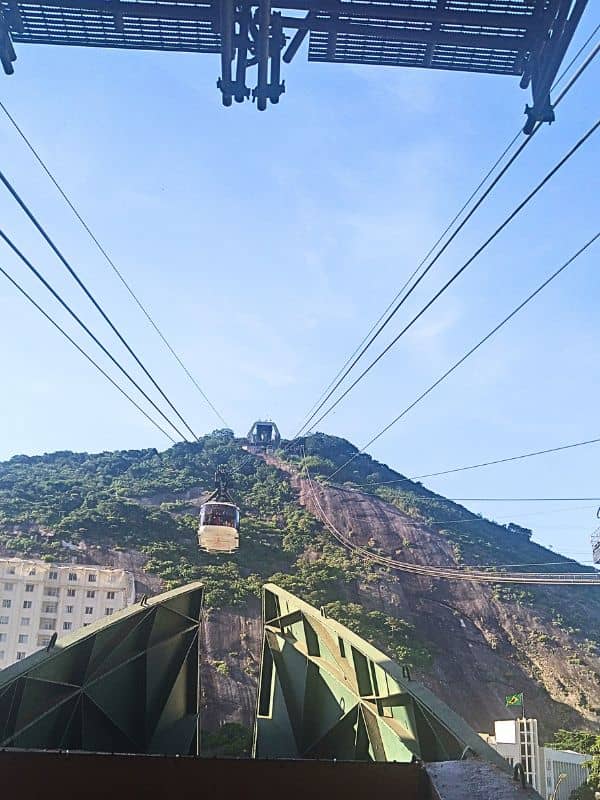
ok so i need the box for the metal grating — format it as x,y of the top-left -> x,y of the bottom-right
308,0 -> 548,73
4,1 -> 221,53
0,0 -> 587,123
309,35 -> 520,73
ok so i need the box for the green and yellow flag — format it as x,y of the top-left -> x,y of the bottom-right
505,692 -> 524,708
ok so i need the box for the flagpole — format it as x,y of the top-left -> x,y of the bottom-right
521,695 -> 529,787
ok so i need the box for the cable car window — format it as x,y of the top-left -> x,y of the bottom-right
201,504 -> 238,529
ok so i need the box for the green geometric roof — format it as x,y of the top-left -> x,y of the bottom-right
0,582 -> 203,755
254,584 -> 508,767
0,579 -> 513,771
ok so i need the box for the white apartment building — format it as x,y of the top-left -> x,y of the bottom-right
482,719 -> 590,800
0,557 -> 135,669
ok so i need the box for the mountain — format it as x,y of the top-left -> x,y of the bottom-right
1,429 -> 599,747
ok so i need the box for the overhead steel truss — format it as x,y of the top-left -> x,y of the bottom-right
0,0 -> 589,129
254,583 -> 509,765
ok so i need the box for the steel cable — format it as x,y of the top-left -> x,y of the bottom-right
0,168 -> 199,441
305,468 -> 600,586
327,227 -> 600,480
0,229 -> 190,442
0,262 -> 177,443
352,435 -> 600,488
0,98 -> 229,429
294,41 -> 600,440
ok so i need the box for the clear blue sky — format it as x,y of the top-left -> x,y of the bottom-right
0,12 -> 598,564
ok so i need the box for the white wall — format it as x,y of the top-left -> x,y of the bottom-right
484,720 -> 590,800
0,558 -> 135,668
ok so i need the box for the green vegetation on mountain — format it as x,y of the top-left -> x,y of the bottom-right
283,433 -> 591,574
321,601 -> 433,668
1,429 -> 599,716
201,723 -> 253,758
0,431 -> 432,668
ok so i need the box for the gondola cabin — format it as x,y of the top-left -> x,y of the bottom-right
198,501 -> 240,553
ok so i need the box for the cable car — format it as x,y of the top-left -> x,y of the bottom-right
198,467 -> 240,554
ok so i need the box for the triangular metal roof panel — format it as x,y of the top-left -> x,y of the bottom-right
0,582 -> 203,755
255,583 -> 508,769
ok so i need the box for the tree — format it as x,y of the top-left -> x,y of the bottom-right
570,783 -> 595,800
546,731 -> 600,800
546,730 -> 597,753
506,522 -> 533,540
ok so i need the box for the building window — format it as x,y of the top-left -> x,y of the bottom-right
48,571 -> 58,580
22,600 -> 32,609
66,605 -> 74,614
63,622 -> 72,631
25,584 -> 34,593
68,573 -> 77,582
85,607 -> 93,615
67,588 -> 76,597
105,608 -> 114,616
86,590 -> 96,598
42,602 -> 58,614
37,635 -> 51,647
6,566 -> 15,574
0,616 -> 9,625
0,633 -> 6,642
39,618 -> 56,630
45,587 -> 60,597
28,568 -> 36,576
2,599 -> 11,609
3,582 -> 13,591
20,617 -> 30,626
0,650 -> 4,660
107,591 -> 115,600
88,574 -> 97,583
16,651 -> 26,660
18,634 -> 29,644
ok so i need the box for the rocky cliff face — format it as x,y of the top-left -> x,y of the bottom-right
201,603 -> 262,730
292,472 -> 600,735
198,459 -> 600,739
